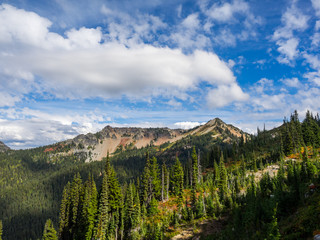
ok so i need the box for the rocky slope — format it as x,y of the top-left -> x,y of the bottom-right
0,141 -> 10,152
44,118 -> 249,162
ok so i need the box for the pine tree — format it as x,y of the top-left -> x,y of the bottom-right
58,173 -> 83,240
150,157 -> 161,200
141,155 -> 161,206
265,207 -> 281,240
0,220 -> 2,240
191,147 -> 198,188
124,182 -> 141,237
142,152 -> 151,205
42,219 -> 58,240
59,182 -> 71,239
94,171 -> 109,240
219,153 -> 228,200
107,167 -> 122,215
197,149 -> 201,184
161,162 -> 165,202
171,157 -> 184,207
80,175 -> 98,240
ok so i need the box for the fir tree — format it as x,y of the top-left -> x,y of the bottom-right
80,175 -> 98,240
171,157 -> 184,207
94,171 -> 109,240
42,219 -> 58,240
191,147 -> 198,188
0,220 -> 2,240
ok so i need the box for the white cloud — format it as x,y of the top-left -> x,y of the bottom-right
206,83 -> 249,108
312,0 -> 320,16
174,121 -> 202,129
169,13 -> 210,50
281,77 -> 301,88
276,38 -> 299,64
205,0 -> 249,22
304,71 -> 320,86
0,4 -> 245,108
303,53 -> 320,69
66,27 -> 102,48
311,32 -> 320,46
0,107 -> 112,148
251,78 -> 274,94
272,2 -> 309,65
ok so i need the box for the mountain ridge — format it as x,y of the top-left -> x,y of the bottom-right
44,118 -> 250,162
0,141 -> 10,152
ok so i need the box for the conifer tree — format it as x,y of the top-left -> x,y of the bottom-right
58,173 -> 83,240
107,166 -> 122,215
214,160 -> 220,185
59,182 -> 71,239
265,207 -> 281,240
141,155 -> 161,205
191,147 -> 198,188
42,219 -> 58,240
219,153 -> 228,200
0,220 -> 2,240
161,162 -> 169,202
171,157 -> 184,207
197,149 -> 201,184
142,152 -> 151,204
80,175 -> 98,240
150,157 -> 161,200
94,171 -> 109,240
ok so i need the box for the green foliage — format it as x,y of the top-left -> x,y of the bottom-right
94,171 -> 109,240
42,219 -> 58,240
171,157 -> 184,207
0,220 -> 2,240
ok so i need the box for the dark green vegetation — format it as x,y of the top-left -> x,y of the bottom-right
1,112 -> 320,239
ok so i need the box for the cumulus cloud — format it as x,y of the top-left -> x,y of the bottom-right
272,2 -> 309,65
203,0 -> 249,22
0,107 -> 112,148
0,4 -> 245,106
174,121 -> 202,129
276,38 -> 299,64
206,83 -> 249,108
281,77 -> 301,88
168,13 -> 210,50
312,0 -> 320,16
198,0 -> 261,47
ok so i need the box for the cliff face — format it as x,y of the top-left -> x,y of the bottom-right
44,118 -> 249,162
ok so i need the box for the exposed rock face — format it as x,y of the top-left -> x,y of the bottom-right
0,141 -> 10,152
58,118 -> 249,162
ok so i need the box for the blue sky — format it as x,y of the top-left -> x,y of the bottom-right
0,0 -> 320,149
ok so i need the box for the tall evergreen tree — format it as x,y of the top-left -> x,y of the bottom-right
191,147 -> 198,188
42,219 -> 58,240
80,175 -> 98,240
171,157 -> 184,207
0,220 -> 2,240
94,171 -> 109,240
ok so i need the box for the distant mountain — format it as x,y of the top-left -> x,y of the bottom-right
42,118 -> 249,162
0,141 -> 10,152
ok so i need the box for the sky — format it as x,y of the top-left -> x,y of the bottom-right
0,0 -> 320,149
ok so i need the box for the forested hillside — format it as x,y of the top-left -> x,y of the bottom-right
1,112 -> 320,240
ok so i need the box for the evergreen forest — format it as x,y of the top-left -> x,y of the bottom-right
1,110 -> 320,239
